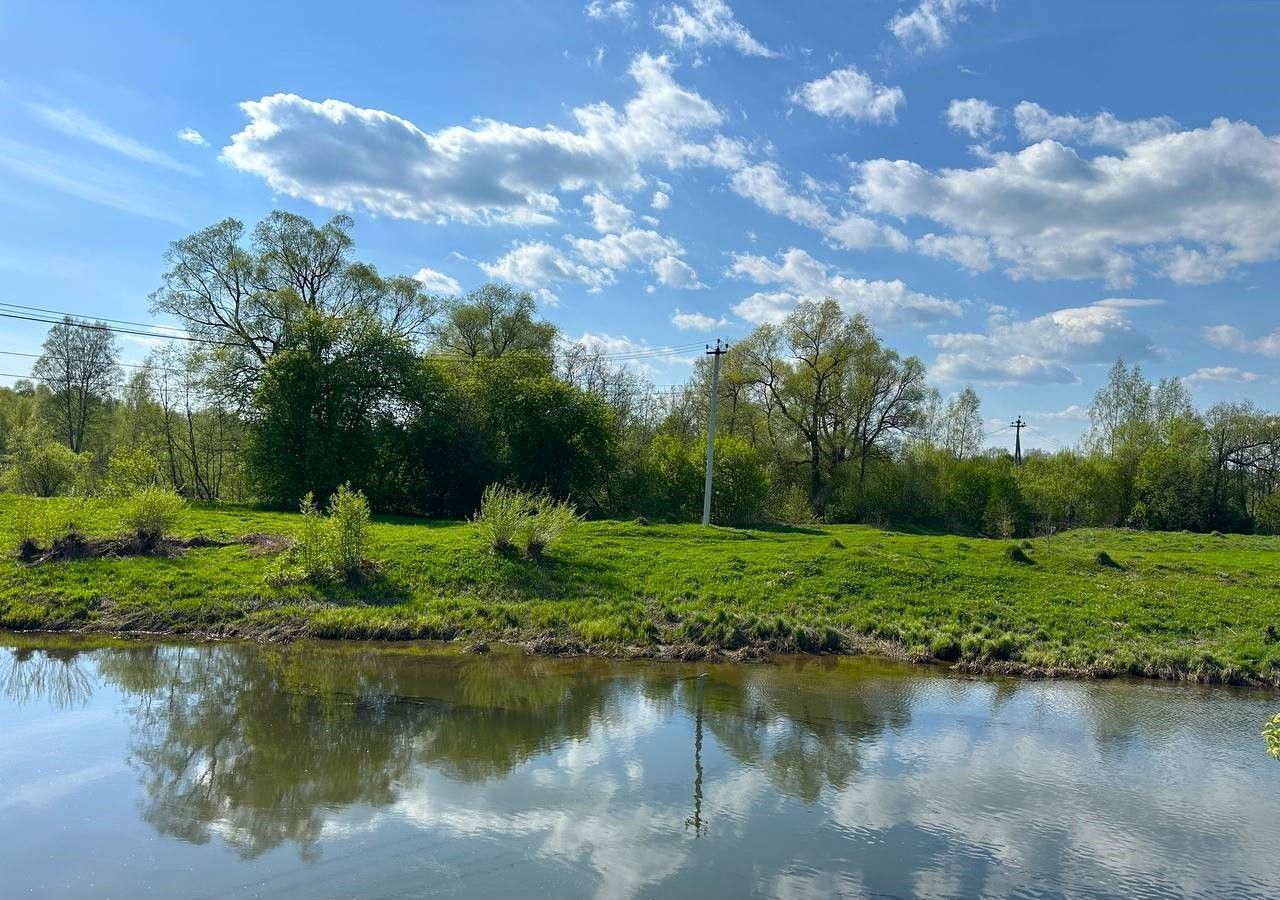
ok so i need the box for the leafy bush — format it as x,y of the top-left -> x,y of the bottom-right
1005,545 -> 1035,565
779,484 -> 817,525
1256,492 -> 1280,535
523,494 -> 582,557
276,486 -> 373,584
104,446 -> 161,498
473,484 -> 529,552
473,484 -> 580,557
1264,713 -> 1280,760
702,435 -> 770,526
327,483 -> 371,577
1,422 -> 85,497
121,486 -> 187,548
294,492 -> 330,581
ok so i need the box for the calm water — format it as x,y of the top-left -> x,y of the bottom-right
1,634 -> 1278,899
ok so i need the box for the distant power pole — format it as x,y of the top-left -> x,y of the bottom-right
1010,416 -> 1026,465
702,340 -> 728,526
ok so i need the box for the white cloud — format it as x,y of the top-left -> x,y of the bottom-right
1037,404 -> 1090,422
791,67 -> 905,125
946,98 -> 1000,139
412,267 -> 462,295
1202,324 -> 1280,357
1185,366 -> 1261,385
176,128 -> 209,147
1013,101 -> 1177,148
729,247 -> 961,326
854,118 -> 1280,285
27,104 -> 195,173
583,192 -> 634,233
650,189 -> 670,209
653,255 -> 705,289
888,0 -> 988,53
928,300 -> 1157,384
656,0 -> 777,58
916,233 -> 993,272
1162,245 -> 1232,284
479,241 -> 613,300
585,0 -> 633,20
224,53 -> 740,226
671,308 -> 728,330
729,162 -> 907,251
481,215 -> 705,297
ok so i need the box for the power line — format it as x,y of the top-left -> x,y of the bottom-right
1,306 -> 705,363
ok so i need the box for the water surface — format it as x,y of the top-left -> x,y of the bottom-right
1,633 -> 1277,899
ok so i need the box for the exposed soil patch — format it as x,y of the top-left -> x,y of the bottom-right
17,532 -> 291,565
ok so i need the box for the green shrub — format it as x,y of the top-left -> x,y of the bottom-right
473,484 -> 529,552
473,484 -> 581,558
1094,550 -> 1123,569
278,486 -> 374,583
327,483 -> 371,577
1256,492 -> 1280,535
104,446 -> 161,498
294,491 -> 330,581
1005,545 -> 1035,564
1264,713 -> 1280,760
121,487 -> 187,547
1,424 -> 85,497
779,484 -> 817,525
522,494 -> 582,557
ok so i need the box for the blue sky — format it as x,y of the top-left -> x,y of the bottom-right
3,0 -> 1280,451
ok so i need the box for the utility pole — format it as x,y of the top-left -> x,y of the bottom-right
702,339 -> 728,526
1010,416 -> 1026,466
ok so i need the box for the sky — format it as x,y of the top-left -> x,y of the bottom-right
2,0 -> 1280,453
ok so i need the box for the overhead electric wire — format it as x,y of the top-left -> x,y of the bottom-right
1,303 -> 709,363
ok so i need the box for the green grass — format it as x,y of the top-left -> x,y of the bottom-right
2,495 -> 1280,684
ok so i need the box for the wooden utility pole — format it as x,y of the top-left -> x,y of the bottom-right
702,340 -> 728,526
1011,416 -> 1026,466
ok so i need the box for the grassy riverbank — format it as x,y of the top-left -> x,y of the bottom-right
2,495 -> 1279,684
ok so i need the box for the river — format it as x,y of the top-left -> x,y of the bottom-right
1,633 -> 1277,899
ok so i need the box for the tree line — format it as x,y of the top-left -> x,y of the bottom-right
3,211 -> 1279,535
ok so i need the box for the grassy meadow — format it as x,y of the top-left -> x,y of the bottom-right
2,494 -> 1279,684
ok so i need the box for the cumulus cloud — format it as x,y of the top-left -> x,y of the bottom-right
928,299 -> 1157,384
1013,101 -> 1177,148
656,0 -> 777,58
652,254 -> 706,288
888,0 -> 988,53
671,308 -> 728,330
915,233 -> 992,272
480,216 -> 705,298
946,98 -> 1000,139
854,118 -> 1280,285
790,67 -> 905,124
412,267 -> 462,295
223,53 -> 741,226
729,162 -> 907,251
479,241 -> 613,300
1202,324 -> 1280,357
176,128 -> 209,147
1185,366 -> 1261,385
27,104 -> 195,173
728,247 -> 961,326
650,189 -> 670,209
583,192 -> 634,233
585,0 -> 632,20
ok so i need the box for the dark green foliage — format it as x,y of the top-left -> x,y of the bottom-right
1094,550 -> 1123,569
1005,545 -> 1035,564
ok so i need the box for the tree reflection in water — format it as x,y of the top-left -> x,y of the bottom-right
2,638 -> 922,862
1,644 -> 94,710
